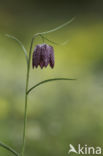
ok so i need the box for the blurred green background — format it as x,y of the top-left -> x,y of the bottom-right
0,0 -> 103,155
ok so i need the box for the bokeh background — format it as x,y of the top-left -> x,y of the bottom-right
0,0 -> 103,155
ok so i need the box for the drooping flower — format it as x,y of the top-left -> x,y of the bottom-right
32,44 -> 54,69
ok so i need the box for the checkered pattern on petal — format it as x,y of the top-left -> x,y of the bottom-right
32,44 -> 55,69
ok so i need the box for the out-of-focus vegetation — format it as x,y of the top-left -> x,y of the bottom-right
0,0 -> 103,155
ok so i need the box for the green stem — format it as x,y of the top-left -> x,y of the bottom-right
21,38 -> 34,156
0,141 -> 19,156
21,33 -> 42,156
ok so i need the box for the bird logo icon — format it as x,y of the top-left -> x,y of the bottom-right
68,144 -> 78,154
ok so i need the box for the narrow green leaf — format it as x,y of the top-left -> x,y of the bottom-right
27,78 -> 76,94
0,141 -> 19,156
39,17 -> 75,35
32,18 -> 75,47
41,35 -> 70,46
41,35 -> 59,45
5,34 -> 28,64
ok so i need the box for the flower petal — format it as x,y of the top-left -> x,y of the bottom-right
32,45 -> 41,68
49,46 -> 55,68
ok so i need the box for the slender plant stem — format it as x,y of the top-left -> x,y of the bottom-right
21,38 -> 34,156
0,141 -> 19,156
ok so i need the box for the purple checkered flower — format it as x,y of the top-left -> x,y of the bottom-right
32,44 -> 54,69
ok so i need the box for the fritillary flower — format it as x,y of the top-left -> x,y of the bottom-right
32,44 -> 54,69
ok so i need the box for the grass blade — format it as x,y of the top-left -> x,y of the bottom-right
27,78 -> 76,94
40,17 -> 75,35
42,35 -> 70,46
0,141 -> 19,156
6,34 -> 28,64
